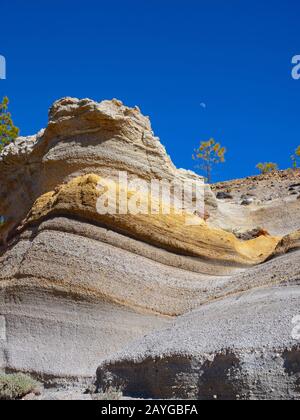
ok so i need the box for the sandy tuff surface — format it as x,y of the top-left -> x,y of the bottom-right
97,272 -> 300,400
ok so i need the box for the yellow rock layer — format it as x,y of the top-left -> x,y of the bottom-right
24,174 -> 281,266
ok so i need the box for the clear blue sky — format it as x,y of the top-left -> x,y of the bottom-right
1,0 -> 299,181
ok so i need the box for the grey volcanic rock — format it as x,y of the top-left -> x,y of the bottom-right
216,191 -> 233,200
96,277 -> 300,400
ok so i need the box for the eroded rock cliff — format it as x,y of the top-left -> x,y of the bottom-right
0,97 -> 299,399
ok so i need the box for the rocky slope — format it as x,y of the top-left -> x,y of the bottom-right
210,170 -> 300,236
0,97 -> 299,399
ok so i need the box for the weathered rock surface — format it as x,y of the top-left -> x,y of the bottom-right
0,97 -> 299,399
211,170 -> 300,236
97,278 -> 300,400
21,174 -> 281,266
0,97 -> 214,245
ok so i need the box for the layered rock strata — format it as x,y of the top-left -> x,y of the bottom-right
0,98 -> 299,396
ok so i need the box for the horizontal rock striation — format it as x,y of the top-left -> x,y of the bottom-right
21,174 -> 281,266
0,97 -> 215,246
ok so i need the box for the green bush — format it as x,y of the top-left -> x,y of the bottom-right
0,373 -> 40,400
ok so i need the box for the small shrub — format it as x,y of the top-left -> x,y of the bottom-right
0,373 -> 40,400
256,162 -> 278,174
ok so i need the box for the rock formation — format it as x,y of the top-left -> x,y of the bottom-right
0,97 -> 299,399
97,281 -> 300,400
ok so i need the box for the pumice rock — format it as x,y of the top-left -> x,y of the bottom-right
0,97 -> 299,399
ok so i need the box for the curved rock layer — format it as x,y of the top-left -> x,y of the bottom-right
0,97 -> 299,387
97,279 -> 300,400
0,97 -> 214,245
22,174 -> 281,266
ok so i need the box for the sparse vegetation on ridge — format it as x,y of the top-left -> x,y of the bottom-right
256,162 -> 278,174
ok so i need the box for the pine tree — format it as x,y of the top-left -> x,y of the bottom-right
0,97 -> 19,152
193,138 -> 226,183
